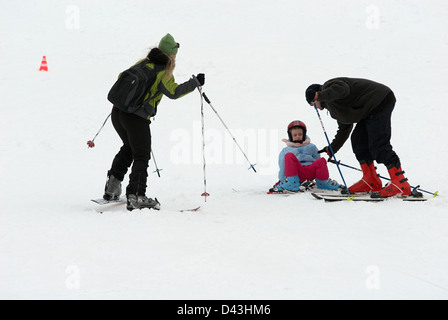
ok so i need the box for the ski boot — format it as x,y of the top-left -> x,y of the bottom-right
374,165 -> 411,198
103,174 -> 122,201
316,178 -> 342,191
348,161 -> 382,194
269,180 -> 281,193
126,194 -> 161,211
271,176 -> 301,193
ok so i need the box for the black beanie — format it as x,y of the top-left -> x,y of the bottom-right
305,84 -> 322,104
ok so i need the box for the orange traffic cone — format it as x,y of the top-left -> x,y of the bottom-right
39,56 -> 48,71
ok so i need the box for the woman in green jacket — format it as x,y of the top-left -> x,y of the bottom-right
104,34 -> 205,211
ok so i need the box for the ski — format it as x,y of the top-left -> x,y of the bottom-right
267,190 -> 302,195
91,197 -> 126,205
312,192 -> 381,201
91,197 -> 127,214
311,192 -> 428,202
180,206 -> 201,212
92,198 -> 200,213
267,180 -> 316,194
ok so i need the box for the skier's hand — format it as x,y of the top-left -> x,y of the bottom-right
196,73 -> 205,86
318,146 -> 329,155
318,146 -> 333,160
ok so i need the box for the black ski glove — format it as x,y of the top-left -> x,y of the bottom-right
319,146 -> 333,160
196,73 -> 205,86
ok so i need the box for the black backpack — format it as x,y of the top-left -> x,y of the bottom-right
107,59 -> 163,116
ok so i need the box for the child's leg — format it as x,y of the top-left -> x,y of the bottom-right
309,158 -> 330,181
275,153 -> 302,191
312,158 -> 342,190
284,152 -> 300,177
285,153 -> 315,182
284,154 -> 332,182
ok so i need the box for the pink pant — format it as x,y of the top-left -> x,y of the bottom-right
284,153 -> 329,181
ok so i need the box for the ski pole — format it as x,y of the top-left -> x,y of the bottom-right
197,86 -> 210,201
201,92 -> 257,173
328,159 -> 439,197
313,103 -> 350,193
87,112 -> 112,148
151,150 -> 162,178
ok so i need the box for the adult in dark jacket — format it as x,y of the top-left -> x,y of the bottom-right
103,34 -> 205,210
305,77 -> 411,197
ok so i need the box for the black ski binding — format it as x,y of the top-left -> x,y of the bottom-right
411,185 -> 423,198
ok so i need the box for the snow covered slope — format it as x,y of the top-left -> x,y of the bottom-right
1,0 -> 448,299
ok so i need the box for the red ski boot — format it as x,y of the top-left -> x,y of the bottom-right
348,162 -> 382,193
378,165 -> 411,197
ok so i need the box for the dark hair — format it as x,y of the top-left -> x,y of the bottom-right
147,48 -> 169,66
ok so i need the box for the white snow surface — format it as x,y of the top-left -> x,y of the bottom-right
1,0 -> 448,300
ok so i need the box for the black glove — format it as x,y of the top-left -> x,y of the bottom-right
318,146 -> 327,154
196,73 -> 205,86
318,146 -> 333,160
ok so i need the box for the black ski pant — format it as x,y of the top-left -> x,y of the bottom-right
109,107 -> 151,196
351,92 -> 401,169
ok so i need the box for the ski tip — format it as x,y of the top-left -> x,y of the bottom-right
91,197 -> 126,205
311,193 -> 323,200
180,206 -> 201,212
91,198 -> 110,205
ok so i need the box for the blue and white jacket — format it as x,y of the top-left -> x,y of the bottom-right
278,136 -> 321,181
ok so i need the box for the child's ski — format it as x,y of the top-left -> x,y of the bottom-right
267,190 -> 302,195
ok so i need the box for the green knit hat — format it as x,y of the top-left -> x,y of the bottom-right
158,33 -> 179,56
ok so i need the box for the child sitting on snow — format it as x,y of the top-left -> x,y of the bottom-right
270,120 -> 341,192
